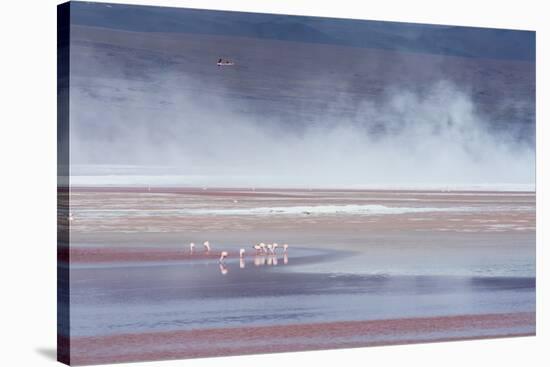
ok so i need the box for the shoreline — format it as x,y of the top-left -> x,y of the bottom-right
64,312 -> 535,365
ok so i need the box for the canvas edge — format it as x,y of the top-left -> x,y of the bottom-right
57,1 -> 71,365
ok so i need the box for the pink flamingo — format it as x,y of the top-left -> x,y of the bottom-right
283,244 -> 289,253
239,248 -> 245,258
272,243 -> 279,254
189,242 -> 195,254
252,244 -> 262,255
219,251 -> 228,263
203,241 -> 211,253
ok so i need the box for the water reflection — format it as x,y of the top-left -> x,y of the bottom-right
219,263 -> 228,275
226,254 -> 290,274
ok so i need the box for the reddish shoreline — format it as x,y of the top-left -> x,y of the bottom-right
58,245 -> 222,263
65,312 -> 535,365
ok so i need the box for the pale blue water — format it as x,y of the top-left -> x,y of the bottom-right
68,247 -> 535,338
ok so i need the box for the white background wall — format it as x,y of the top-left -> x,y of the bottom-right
0,0 -> 547,366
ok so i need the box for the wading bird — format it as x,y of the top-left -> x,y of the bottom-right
203,241 -> 211,253
239,248 -> 245,258
219,251 -> 228,263
189,242 -> 195,253
252,244 -> 262,255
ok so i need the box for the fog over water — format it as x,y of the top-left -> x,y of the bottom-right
70,71 -> 534,188
68,6 -> 535,189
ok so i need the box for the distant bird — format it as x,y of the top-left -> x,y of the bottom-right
272,243 -> 279,254
189,242 -> 195,253
266,244 -> 273,254
283,244 -> 289,253
219,251 -> 228,263
239,248 -> 245,258
259,243 -> 267,254
217,58 -> 235,66
252,244 -> 262,255
203,241 -> 211,253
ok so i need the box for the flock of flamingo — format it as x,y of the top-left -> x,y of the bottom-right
188,241 -> 290,274
188,241 -> 289,262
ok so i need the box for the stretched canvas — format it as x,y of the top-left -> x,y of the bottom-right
57,1 -> 536,365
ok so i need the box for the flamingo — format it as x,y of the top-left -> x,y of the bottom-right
219,251 -> 228,263
189,242 -> 195,254
266,244 -> 273,254
239,248 -> 245,258
272,243 -> 279,254
283,244 -> 289,253
252,244 -> 262,255
203,241 -> 211,253
259,243 -> 267,254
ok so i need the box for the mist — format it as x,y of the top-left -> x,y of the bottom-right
69,75 -> 533,189
69,44 -> 535,189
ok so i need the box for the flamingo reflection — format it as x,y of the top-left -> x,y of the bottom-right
219,263 -> 228,275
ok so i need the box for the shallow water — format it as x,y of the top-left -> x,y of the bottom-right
69,247 -> 535,338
